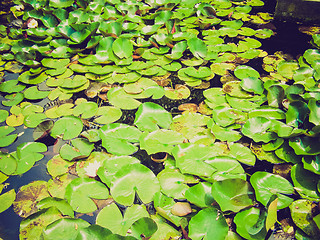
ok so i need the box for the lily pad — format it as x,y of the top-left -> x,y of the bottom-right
50,116 -> 83,140
110,163 -> 160,206
65,177 -> 109,213
96,203 -> 149,235
107,87 -> 141,110
37,197 -> 74,217
0,126 -> 17,147
60,138 -> 94,161
99,123 -> 142,156
241,117 -> 277,143
185,182 -> 215,208
250,171 -> 294,209
134,102 -> 172,132
0,189 -> 16,213
188,207 -> 229,240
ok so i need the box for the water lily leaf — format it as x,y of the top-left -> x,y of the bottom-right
308,99 -> 320,125
139,129 -> 185,155
141,24 -> 161,35
99,123 -> 142,156
107,87 -> 141,110
50,116 -> 83,140
94,106 -> 122,124
75,225 -> 112,240
277,60 -> 299,79
208,121 -> 242,142
42,218 -> 90,240
166,41 -> 188,60
229,143 -> 256,166
0,188 -> 16,213
33,119 -> 54,141
234,207 -> 267,240
172,144 -> 217,177
223,81 -> 253,98
112,38 -> 133,59
242,117 -> 277,143
59,75 -> 88,89
13,142 -> 47,175
65,177 -> 109,213
134,102 -> 172,132
187,37 -> 207,59
303,155 -> 320,175
189,207 -> 229,240
249,107 -> 285,120
47,154 -> 74,178
24,86 -> 50,100
48,174 -> 78,199
0,110 -> 9,123
212,178 -> 254,212
170,112 -> 212,142
97,155 -> 139,187
41,58 -> 70,69
2,92 -> 24,107
240,77 -> 264,94
131,217 -> 158,239
210,62 -> 235,75
212,106 -> 246,127
289,136 -> 320,156
19,207 -> 62,240
0,79 -> 26,93
234,65 -> 260,80
290,199 -> 320,238
13,180 -> 50,218
185,182 -> 214,208
250,171 -> 294,209
96,203 -> 149,235
0,126 -> 17,148
184,66 -> 212,79
37,197 -> 74,217
164,84 -> 191,100
60,138 -> 94,161
0,151 -> 17,175
110,163 -> 160,206
19,71 -> 47,85
157,169 -> 189,199
73,101 -> 98,119
162,62 -> 182,72
266,84 -> 285,108
291,164 -> 320,200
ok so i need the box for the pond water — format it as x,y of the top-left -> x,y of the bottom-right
1,0 -> 320,239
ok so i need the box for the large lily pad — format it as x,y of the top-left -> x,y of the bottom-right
50,116 -> 83,140
65,177 -> 109,213
110,163 -> 160,206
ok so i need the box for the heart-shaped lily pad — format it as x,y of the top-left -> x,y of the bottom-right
96,203 -> 149,235
50,116 -> 83,140
60,138 -> 94,161
134,102 -> 172,132
65,177 -> 109,213
0,126 -> 17,147
110,163 -> 160,206
99,123 -> 142,156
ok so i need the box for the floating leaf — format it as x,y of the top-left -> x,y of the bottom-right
50,116 -> 83,140
0,126 -> 17,147
0,189 -> 16,213
250,171 -> 294,209
60,138 -> 94,161
187,38 -> 207,59
134,102 -> 172,132
189,208 -> 229,240
37,197 -> 74,217
242,117 -> 277,143
112,38 -> 133,59
185,182 -> 214,208
99,123 -> 142,156
65,177 -> 109,213
131,217 -> 158,239
110,163 -> 160,206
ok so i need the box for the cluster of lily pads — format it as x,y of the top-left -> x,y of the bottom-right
1,0 -> 320,239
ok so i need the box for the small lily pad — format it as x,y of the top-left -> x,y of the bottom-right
0,126 -> 17,147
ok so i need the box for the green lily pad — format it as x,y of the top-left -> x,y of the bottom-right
234,65 -> 260,80
48,174 -> 78,199
277,60 -> 299,79
0,189 -> 16,213
0,79 -> 26,93
240,77 -> 264,94
41,58 -> 70,69
185,182 -> 215,208
242,117 -> 277,143
234,207 -> 267,240
184,66 -> 212,79
110,163 -> 160,206
24,113 -> 47,128
60,138 -> 94,161
19,207 -> 62,240
212,106 -> 246,127
208,121 -> 242,142
187,37 -> 207,59
189,207 -> 229,240
107,87 -> 141,110
14,142 -> 47,175
164,85 -> 191,100
75,225 -> 112,240
250,171 -> 294,209
249,107 -> 285,120
0,126 -> 17,148
73,101 -> 98,119
96,203 -> 149,235
212,178 -> 254,212
308,99 -> 320,126
223,81 -> 253,98
2,92 -> 24,107
139,129 -> 185,155
291,164 -> 320,200
131,217 -> 158,239
65,177 -> 109,213
228,143 -> 256,166
37,197 -> 74,217
157,169 -> 190,199
0,110 -> 9,123
13,180 -> 50,218
0,152 -> 17,175
99,123 -> 142,156
42,218 -> 90,240
59,75 -> 88,89
112,38 -> 133,59
47,154 -> 74,178
94,106 -> 122,124
50,116 -> 83,140
289,136 -> 320,156
134,102 -> 172,132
